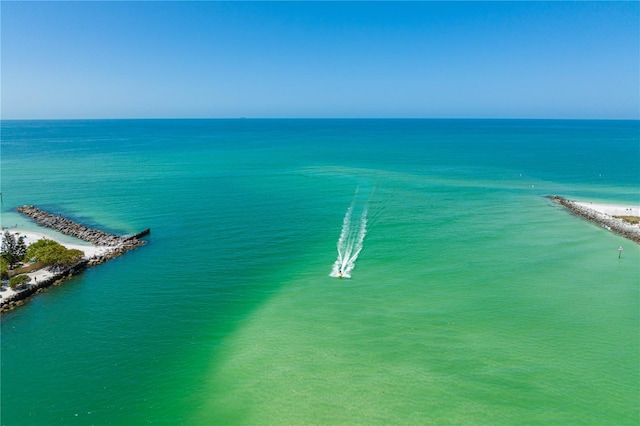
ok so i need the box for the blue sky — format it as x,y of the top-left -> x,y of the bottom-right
2,1 -> 638,119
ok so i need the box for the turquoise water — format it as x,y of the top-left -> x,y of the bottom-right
1,119 -> 638,425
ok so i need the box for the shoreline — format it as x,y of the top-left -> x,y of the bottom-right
1,206 -> 149,313
549,196 -> 640,244
0,229 -> 114,304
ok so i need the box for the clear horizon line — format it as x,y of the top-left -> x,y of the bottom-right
2,117 -> 639,122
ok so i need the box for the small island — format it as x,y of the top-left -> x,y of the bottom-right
1,206 -> 149,313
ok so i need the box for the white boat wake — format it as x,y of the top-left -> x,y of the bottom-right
330,190 -> 369,279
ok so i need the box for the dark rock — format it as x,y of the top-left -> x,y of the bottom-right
1,206 -> 150,314
548,196 -> 640,244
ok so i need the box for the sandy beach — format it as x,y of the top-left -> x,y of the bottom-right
573,202 -> 640,218
550,196 -> 640,243
1,228 -> 114,301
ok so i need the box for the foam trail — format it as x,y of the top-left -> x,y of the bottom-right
331,196 -> 368,278
336,203 -> 353,268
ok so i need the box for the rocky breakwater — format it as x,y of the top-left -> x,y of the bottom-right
549,196 -> 640,244
1,260 -> 89,313
17,205 -> 149,258
2,206 -> 150,313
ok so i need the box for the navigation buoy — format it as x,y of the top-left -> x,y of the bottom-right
618,246 -> 624,258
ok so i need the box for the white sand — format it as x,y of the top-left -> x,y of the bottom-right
8,228 -> 114,258
1,228 -> 114,301
573,202 -> 640,218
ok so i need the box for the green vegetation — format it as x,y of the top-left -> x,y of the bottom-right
9,274 -> 31,290
0,257 -> 9,279
1,231 -> 27,269
614,216 -> 640,225
25,239 -> 60,264
58,249 -> 85,266
25,239 -> 84,268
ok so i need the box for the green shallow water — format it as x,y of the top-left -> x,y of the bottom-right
1,119 -> 638,425
194,189 -> 639,425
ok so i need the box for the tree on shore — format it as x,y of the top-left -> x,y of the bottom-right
0,258 -> 9,279
1,231 -> 27,269
25,239 -> 60,264
25,239 -> 84,268
9,274 -> 31,290
57,248 -> 84,267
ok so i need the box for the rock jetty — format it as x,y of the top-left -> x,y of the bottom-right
549,196 -> 640,244
1,206 -> 150,313
17,205 -> 147,249
1,260 -> 89,313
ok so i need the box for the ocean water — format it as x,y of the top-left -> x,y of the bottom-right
0,119 -> 638,425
